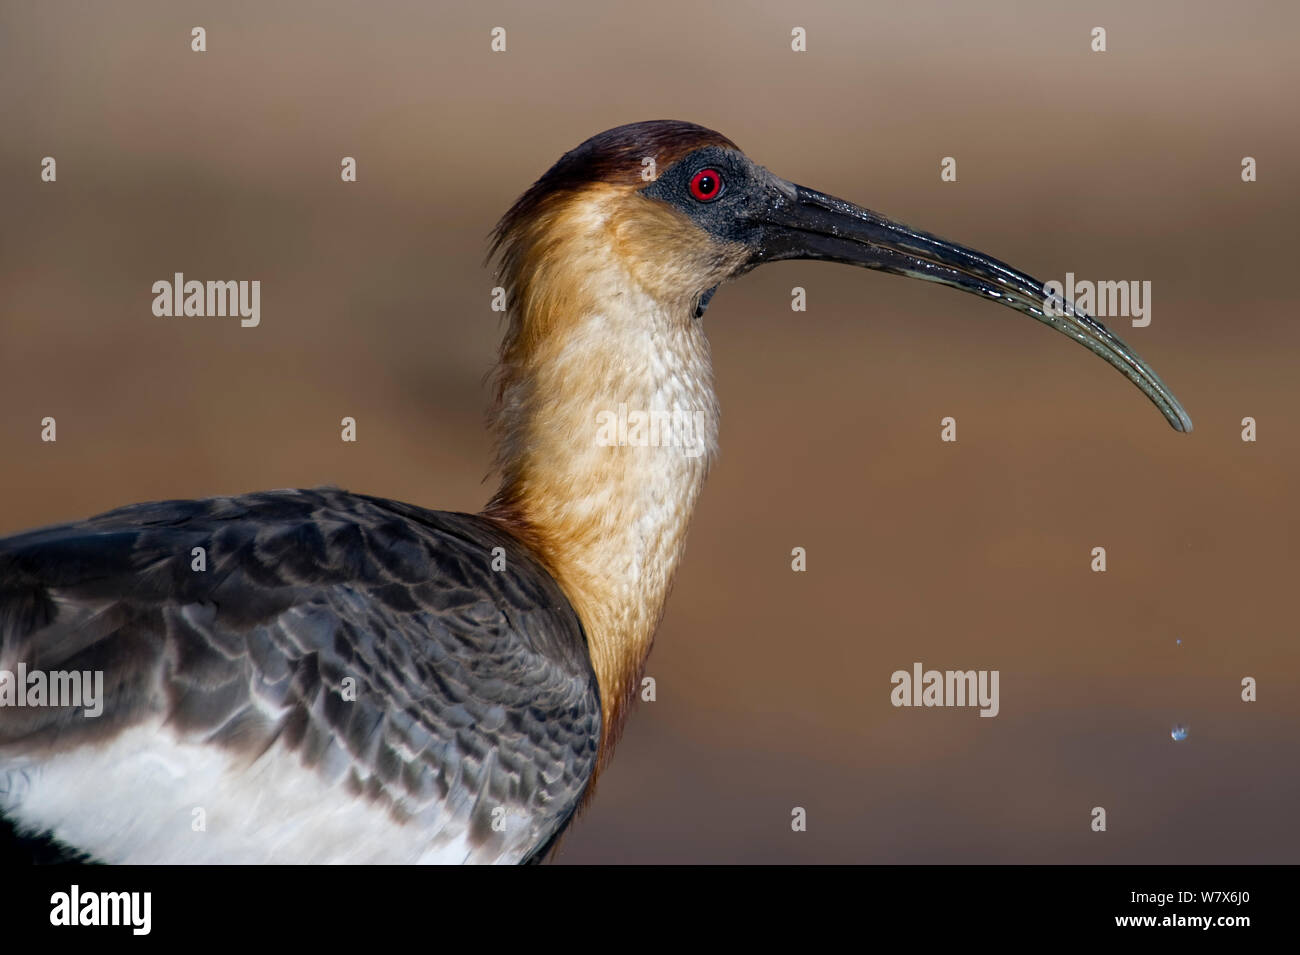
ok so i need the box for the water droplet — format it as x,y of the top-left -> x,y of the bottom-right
1171,724 -> 1189,742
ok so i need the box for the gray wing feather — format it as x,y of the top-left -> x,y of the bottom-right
0,488 -> 600,863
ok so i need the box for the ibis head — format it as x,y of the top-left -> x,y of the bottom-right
492,119 -> 1192,432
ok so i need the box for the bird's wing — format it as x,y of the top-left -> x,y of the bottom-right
0,488 -> 599,864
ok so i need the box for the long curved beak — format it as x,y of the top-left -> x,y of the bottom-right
753,182 -> 1192,432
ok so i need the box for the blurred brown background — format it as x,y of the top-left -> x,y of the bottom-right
1,1 -> 1296,862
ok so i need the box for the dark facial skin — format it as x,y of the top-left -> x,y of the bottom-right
641,145 -> 785,253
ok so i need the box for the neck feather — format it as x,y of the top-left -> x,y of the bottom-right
483,192 -> 720,769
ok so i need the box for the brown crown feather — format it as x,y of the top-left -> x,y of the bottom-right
488,120 -> 738,268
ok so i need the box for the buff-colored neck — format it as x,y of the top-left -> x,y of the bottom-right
483,192 -> 722,769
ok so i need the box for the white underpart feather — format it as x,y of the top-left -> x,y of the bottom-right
0,725 -> 529,864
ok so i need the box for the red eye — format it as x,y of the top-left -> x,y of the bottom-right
688,168 -> 723,202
